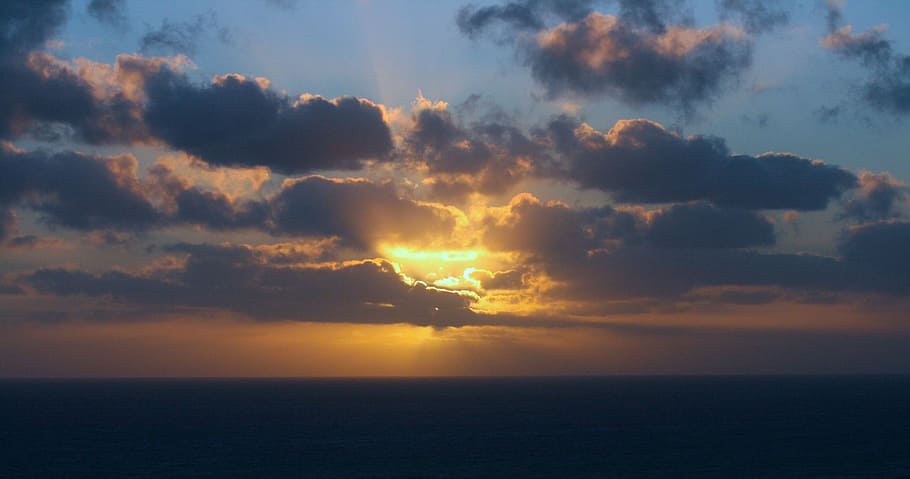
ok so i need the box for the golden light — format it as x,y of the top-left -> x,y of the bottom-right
382,246 -> 480,263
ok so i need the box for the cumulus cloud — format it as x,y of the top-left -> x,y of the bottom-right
0,140 -> 462,250
550,117 -> 857,209
403,95 -> 545,200
0,5 -> 394,172
821,3 -> 910,115
647,202 -> 774,249
457,1 -> 754,112
0,144 -> 160,230
0,1 -> 104,140
270,176 -> 459,249
144,71 -> 394,174
481,193 -> 644,259
526,13 -> 751,111
87,0 -> 127,29
840,172 -> 907,222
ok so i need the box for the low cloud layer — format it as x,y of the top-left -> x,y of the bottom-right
22,242 -> 480,326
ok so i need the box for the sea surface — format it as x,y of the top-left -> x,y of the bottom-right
2,376 -> 910,478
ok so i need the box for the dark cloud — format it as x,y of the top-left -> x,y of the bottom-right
405,100 -> 547,199
839,172 -> 907,223
0,1 -> 165,145
0,141 -> 457,247
615,0 -> 690,34
456,0 -> 691,38
144,71 -> 393,174
457,1 -> 752,112
139,12 -> 229,56
717,0 -> 788,34
21,52 -> 159,144
647,202 -> 774,249
456,0 -> 599,40
524,12 -> 751,112
482,194 -> 776,260
270,176 -> 457,249
481,193 -> 644,259
528,217 -> 910,301
839,221 -> 910,286
468,268 -> 525,290
0,145 -> 160,230
552,117 -> 857,209
87,0 -> 127,29
821,5 -> 910,115
544,246 -> 850,301
24,242 -> 480,326
0,0 -> 68,54
144,163 -> 269,231
0,1 -> 106,141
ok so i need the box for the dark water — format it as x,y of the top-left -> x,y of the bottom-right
2,376 -> 910,478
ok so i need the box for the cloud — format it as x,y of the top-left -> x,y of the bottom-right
839,220 -> 910,286
550,117 -> 857,209
144,71 -> 394,174
0,140 -> 461,249
544,246 -> 851,301
481,193 -> 644,259
468,268 -> 525,290
526,13 -> 751,112
839,172 -> 907,222
456,0 -> 599,40
19,52 -> 181,144
457,2 -> 753,112
2,5 -> 393,165
87,0 -> 128,29
647,202 -> 774,249
139,12 -> 230,56
23,242 -> 481,326
456,0 -> 692,39
403,95 -> 545,199
821,4 -> 910,115
0,144 -> 160,230
0,1 -> 107,141
613,0 -> 690,34
482,193 -> 778,260
270,176 -> 459,249
144,162 -> 269,230
716,0 -> 788,34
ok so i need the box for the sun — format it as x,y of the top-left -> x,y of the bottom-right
379,244 -> 486,289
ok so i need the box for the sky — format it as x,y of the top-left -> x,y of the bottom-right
1,0 -> 910,376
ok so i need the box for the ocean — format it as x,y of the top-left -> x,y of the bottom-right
2,376 -> 910,478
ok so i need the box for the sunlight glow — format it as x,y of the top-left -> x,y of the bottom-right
382,246 -> 480,263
